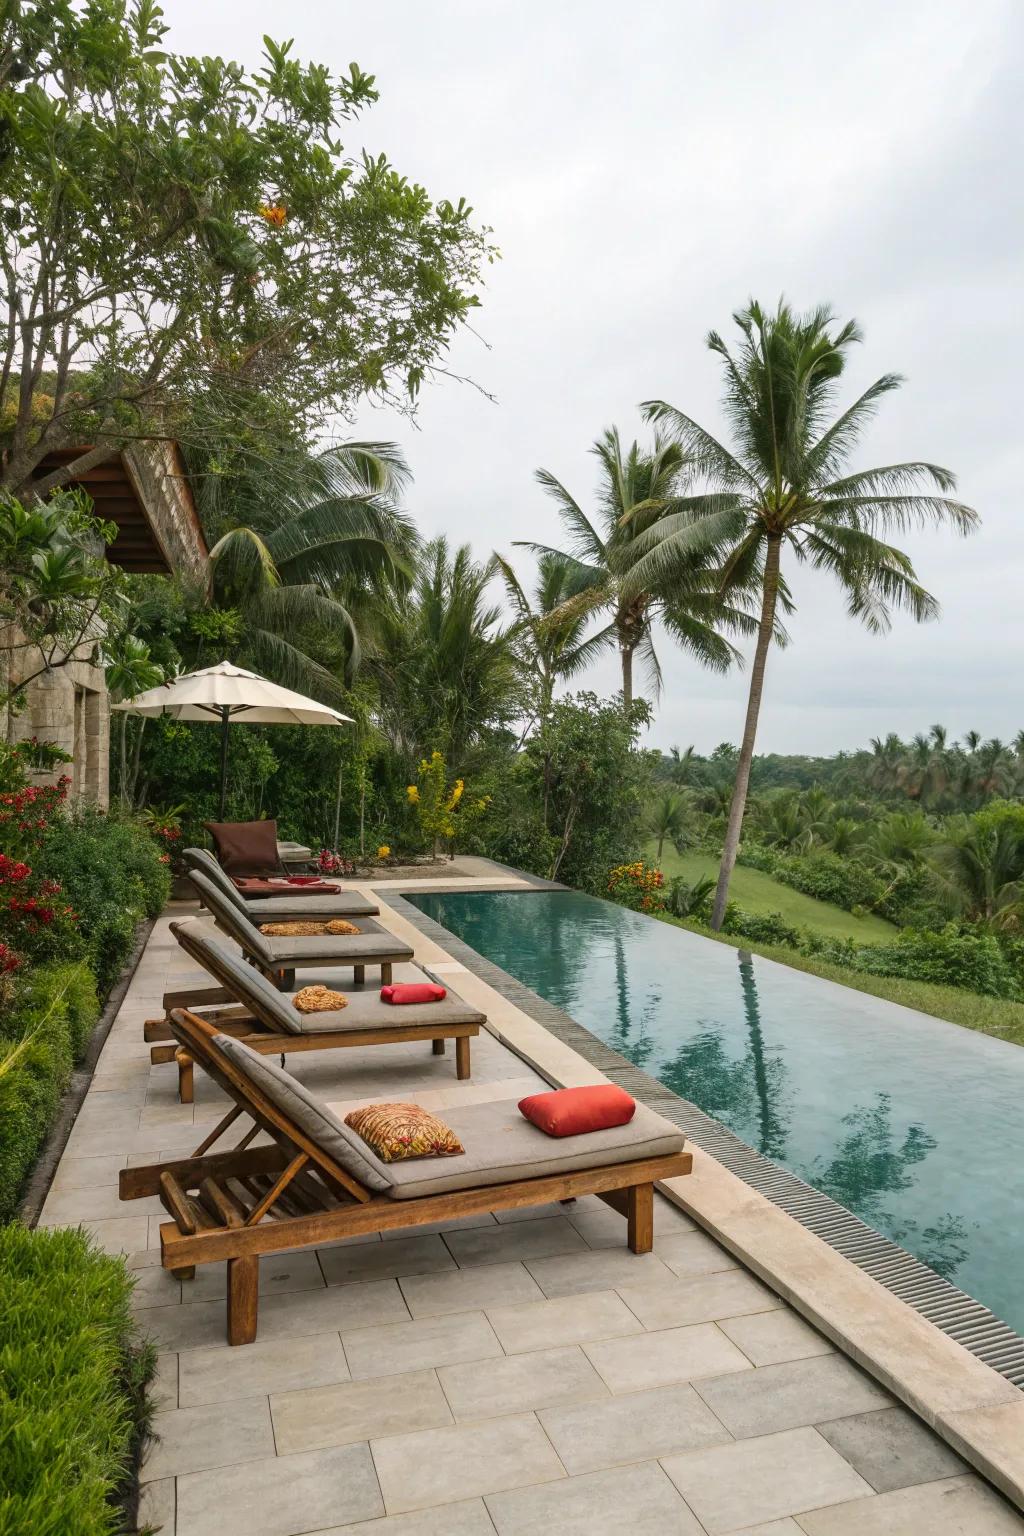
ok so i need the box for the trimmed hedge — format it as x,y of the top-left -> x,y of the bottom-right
739,842 -> 884,913
0,961 -> 99,1222
0,1224 -> 154,1535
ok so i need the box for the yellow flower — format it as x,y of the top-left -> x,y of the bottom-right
406,785 -> 419,804
447,779 -> 464,809
376,844 -> 391,859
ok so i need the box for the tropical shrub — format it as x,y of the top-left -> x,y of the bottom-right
406,749 -> 490,859
721,907 -> 803,948
0,1223 -> 154,1535
607,861 -> 665,912
740,843 -> 884,913
666,874 -> 715,921
0,961 -> 99,1221
36,808 -> 169,993
843,925 -> 1020,1000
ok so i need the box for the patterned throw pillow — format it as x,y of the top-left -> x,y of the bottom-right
259,920 -> 328,936
293,985 -> 349,1013
345,1102 -> 464,1161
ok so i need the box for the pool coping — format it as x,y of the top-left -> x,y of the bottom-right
378,883 -> 1024,1513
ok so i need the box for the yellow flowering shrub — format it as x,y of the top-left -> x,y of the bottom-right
607,860 -> 666,913
407,750 -> 490,858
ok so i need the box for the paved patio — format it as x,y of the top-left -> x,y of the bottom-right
38,899 -> 1024,1536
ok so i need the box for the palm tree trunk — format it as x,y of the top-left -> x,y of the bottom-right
711,535 -> 782,931
657,830 -> 665,862
621,646 -> 634,714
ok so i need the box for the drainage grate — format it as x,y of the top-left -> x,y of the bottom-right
393,892 -> 1024,1391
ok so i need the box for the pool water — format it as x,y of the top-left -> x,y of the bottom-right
406,888 -> 1024,1333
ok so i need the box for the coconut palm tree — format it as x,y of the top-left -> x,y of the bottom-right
933,816 -> 1024,927
649,791 -> 689,862
633,299 -> 977,928
203,442 -> 416,699
494,552 -> 612,733
522,427 -> 757,713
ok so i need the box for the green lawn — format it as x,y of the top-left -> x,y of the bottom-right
648,844 -> 897,943
657,912 -> 1024,1048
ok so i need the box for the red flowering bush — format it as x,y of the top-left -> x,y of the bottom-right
0,775 -> 70,861
317,848 -> 356,876
0,852 -> 82,966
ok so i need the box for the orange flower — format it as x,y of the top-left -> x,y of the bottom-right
258,203 -> 287,227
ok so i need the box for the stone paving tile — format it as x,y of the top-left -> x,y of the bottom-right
37,1213 -> 150,1255
142,1395 -> 275,1481
317,1499 -> 495,1536
150,1351 -> 178,1412
794,1474 -> 1024,1535
41,1183 -> 164,1223
815,1406 -> 967,1494
442,1215 -> 589,1268
175,1442 -> 383,1536
487,1289 -> 643,1354
178,1332 -> 350,1408
48,1154 -> 126,1190
661,1426 -> 874,1532
439,1343 -> 607,1421
584,1322 -> 753,1393
525,1247 -> 675,1297
137,1477 -> 175,1535
400,1259 -> 544,1317
486,1460 -> 705,1535
371,1413 -> 565,1515
695,1354 -> 891,1439
271,1366 -> 452,1455
735,1523 -> 804,1536
540,1379 -> 731,1473
656,1229 -> 741,1276
618,1269 -> 783,1328
182,1250 -> 327,1303
719,1309 -> 834,1367
342,1310 -> 504,1381
131,1264 -> 183,1310
319,1233 -> 456,1287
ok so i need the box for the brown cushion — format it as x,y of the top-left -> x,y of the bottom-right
382,1097 -> 686,1199
206,819 -> 279,875
293,985 -> 348,1013
345,1103 -> 464,1162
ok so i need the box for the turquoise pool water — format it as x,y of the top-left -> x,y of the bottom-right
406,888 -> 1024,1333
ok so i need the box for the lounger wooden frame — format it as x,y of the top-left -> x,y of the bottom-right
120,1010 -> 693,1346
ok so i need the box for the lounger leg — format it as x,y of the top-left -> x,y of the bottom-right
432,1038 -> 446,1056
381,962 -> 392,985
176,1049 -> 194,1104
627,1183 -> 654,1254
227,1256 -> 259,1345
455,1036 -> 471,1080
353,964 -> 365,985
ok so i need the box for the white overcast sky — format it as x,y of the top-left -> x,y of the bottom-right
167,0 -> 1024,755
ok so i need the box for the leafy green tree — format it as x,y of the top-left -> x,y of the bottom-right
636,299 -> 978,928
933,806 -> 1024,927
525,428 -> 754,712
0,1 -> 493,500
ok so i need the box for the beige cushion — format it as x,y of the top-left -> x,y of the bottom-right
214,1035 -> 391,1191
383,1097 -> 686,1199
263,923 -> 413,964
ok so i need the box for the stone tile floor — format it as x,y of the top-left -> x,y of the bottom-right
38,907 -> 1024,1536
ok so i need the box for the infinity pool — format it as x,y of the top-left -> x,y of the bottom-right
406,888 -> 1024,1333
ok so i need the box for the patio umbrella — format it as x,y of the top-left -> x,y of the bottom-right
113,659 -> 352,817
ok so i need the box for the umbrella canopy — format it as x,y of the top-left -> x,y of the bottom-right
113,660 -> 352,816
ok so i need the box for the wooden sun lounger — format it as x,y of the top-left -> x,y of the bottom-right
120,1010 -> 692,1345
183,848 -> 380,920
186,867 -> 413,988
146,920 -> 483,1101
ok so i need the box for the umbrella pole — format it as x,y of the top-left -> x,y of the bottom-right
218,707 -> 230,819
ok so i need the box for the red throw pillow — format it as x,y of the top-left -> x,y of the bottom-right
205,819 -> 279,875
380,983 -> 447,1005
519,1085 -> 636,1137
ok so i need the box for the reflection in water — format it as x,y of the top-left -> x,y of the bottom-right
738,952 -> 788,1162
805,1095 -> 970,1280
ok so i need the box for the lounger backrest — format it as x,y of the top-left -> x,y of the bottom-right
182,848 -> 248,916
186,869 -> 274,967
170,920 -> 302,1035
169,1009 -> 390,1195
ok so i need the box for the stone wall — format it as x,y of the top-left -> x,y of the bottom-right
5,638 -> 110,809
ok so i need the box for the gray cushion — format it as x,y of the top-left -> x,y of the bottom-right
187,869 -> 274,965
266,987 -> 485,1035
263,924 -> 414,964
382,1097 -> 686,1199
214,1035 -> 390,1192
247,893 -> 379,919
183,848 -> 247,915
174,924 -> 304,1033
